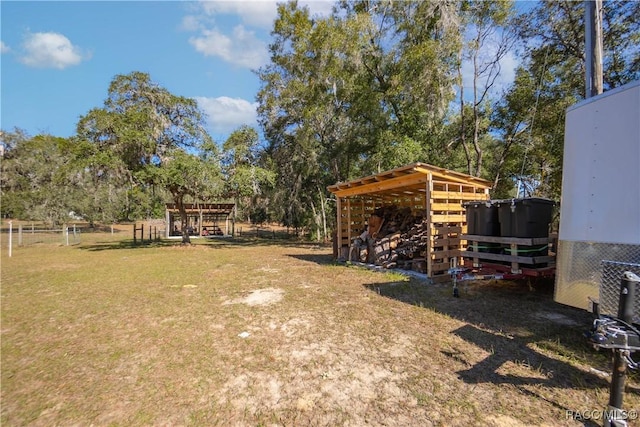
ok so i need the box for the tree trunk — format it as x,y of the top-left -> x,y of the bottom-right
175,195 -> 191,245
458,52 -> 472,175
472,48 -> 483,177
319,186 -> 328,244
310,199 -> 320,243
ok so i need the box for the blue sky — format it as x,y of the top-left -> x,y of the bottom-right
1,1 -> 530,143
1,1 -> 334,142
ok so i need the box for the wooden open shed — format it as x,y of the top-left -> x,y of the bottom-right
165,203 -> 235,238
327,162 -> 492,282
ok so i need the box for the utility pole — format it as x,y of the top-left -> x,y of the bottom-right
585,0 -> 603,98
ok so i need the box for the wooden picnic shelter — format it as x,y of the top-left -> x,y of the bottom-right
165,203 -> 235,237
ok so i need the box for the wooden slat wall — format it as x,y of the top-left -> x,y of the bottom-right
427,180 -> 488,281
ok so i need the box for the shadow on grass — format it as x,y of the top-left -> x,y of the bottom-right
286,253 -> 337,265
362,278 -> 635,405
449,323 -> 603,425
78,239 -> 179,251
451,322 -> 633,426
78,236 -> 332,252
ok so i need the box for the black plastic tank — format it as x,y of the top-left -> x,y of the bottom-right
463,200 -> 500,236
494,198 -> 555,238
464,200 -> 501,253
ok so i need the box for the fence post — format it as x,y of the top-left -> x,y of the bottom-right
133,224 -> 137,244
148,225 -> 152,244
111,225 -> 114,235
65,226 -> 69,246
141,225 -> 144,243
8,221 -> 12,257
73,224 -> 77,239
18,224 -> 23,247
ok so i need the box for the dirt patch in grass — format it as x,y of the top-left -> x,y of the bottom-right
1,234 -> 639,426
223,288 -> 285,306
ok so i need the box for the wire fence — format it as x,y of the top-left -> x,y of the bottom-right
4,223 -> 82,256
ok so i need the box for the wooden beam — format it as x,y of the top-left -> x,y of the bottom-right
414,166 -> 492,187
430,202 -> 465,211
430,249 -> 461,259
460,250 -> 554,265
430,190 -> 487,201
431,214 -> 466,223
329,173 -> 428,198
461,235 -> 552,245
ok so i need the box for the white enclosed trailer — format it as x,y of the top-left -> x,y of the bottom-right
555,80 -> 640,318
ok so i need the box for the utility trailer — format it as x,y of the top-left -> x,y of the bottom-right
555,80 -> 640,315
555,80 -> 640,427
452,81 -> 640,426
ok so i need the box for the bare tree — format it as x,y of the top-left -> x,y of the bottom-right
458,1 -> 517,177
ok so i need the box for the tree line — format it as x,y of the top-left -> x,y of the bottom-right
0,73 -> 274,243
1,0 -> 638,242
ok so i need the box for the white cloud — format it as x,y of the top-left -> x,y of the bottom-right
196,96 -> 258,134
300,1 -> 335,19
19,32 -> 86,69
186,1 -> 333,68
181,15 -> 204,32
0,41 -> 10,54
200,0 -> 278,29
189,25 -> 268,69
198,0 -> 332,29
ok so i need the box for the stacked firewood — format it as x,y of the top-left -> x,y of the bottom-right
368,206 -> 421,238
350,205 -> 431,269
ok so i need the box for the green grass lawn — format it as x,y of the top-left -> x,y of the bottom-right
1,231 -> 638,426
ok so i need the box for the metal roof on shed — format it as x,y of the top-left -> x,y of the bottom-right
165,203 -> 235,214
327,162 -> 492,198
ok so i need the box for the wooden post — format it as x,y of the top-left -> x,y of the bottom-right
8,221 -> 12,257
18,224 -> 22,247
510,242 -> 519,274
472,240 -> 479,268
133,224 -> 136,244
426,173 -> 433,278
165,208 -> 170,239
346,198 -> 352,246
336,197 -> 342,255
